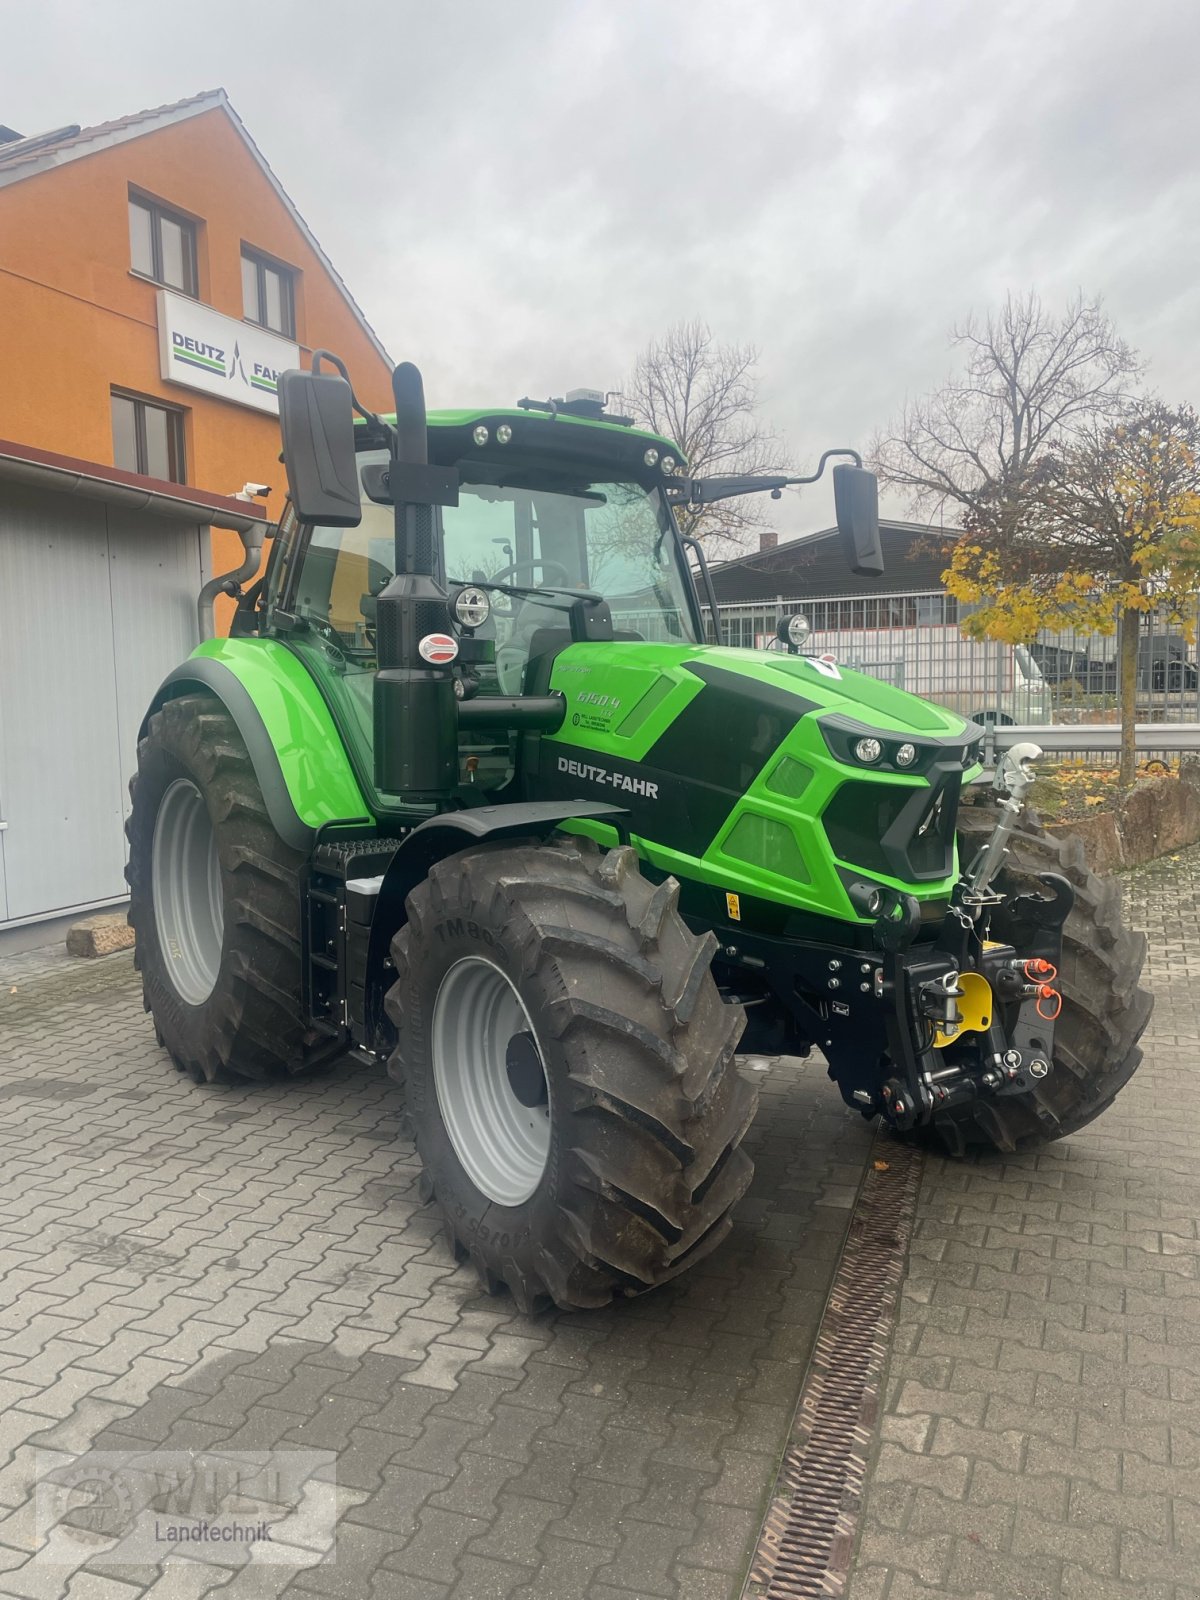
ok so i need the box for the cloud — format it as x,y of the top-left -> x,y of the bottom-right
6,0 -> 1197,534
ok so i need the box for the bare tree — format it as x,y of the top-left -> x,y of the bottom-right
872,291 -> 1140,536
624,320 -> 791,548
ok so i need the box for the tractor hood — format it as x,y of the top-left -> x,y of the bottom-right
535,640 -> 982,925
544,640 -> 975,751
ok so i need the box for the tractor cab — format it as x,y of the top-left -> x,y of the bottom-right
249,357 -> 883,822
260,408 -> 704,803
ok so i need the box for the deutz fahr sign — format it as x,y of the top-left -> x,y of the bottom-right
156,290 -> 299,416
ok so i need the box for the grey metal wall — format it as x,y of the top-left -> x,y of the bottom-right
0,483 -> 202,925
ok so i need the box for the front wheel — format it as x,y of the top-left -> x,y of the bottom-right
385,837 -> 757,1311
931,809 -> 1153,1153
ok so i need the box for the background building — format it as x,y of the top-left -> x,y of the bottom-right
0,88 -> 392,627
709,523 -> 1200,729
710,522 -> 956,618
0,91 -> 392,934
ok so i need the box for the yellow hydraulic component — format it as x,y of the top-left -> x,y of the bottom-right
933,971 -> 994,1049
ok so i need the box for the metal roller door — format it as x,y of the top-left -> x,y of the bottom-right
0,481 -> 202,925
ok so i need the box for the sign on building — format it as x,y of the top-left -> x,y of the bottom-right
157,290 -> 299,415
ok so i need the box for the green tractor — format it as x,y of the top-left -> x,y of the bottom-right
126,354 -> 1151,1312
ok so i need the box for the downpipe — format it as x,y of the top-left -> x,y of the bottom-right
197,522 -> 266,641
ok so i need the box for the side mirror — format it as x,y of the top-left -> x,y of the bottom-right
833,464 -> 883,577
278,368 -> 361,527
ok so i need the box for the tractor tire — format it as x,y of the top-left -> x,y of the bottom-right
931,807 -> 1153,1154
126,693 -> 308,1085
385,836 -> 757,1312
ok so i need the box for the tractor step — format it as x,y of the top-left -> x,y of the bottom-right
303,839 -> 399,1049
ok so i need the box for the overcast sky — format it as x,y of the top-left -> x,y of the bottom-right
4,0 -> 1197,536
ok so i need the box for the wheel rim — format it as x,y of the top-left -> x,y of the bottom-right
151,778 -> 223,1006
431,956 -> 552,1207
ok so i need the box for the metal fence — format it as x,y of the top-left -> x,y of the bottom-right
712,591 -> 1200,726
706,589 -> 1200,766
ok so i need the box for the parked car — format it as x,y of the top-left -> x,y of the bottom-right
1031,636 -> 1199,695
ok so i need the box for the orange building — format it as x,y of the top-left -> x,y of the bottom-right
0,89 -> 393,626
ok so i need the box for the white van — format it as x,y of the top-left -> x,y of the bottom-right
758,612 -> 1052,726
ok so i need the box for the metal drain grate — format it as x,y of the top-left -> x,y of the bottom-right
743,1137 -> 923,1599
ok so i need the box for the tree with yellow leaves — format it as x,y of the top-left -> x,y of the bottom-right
945,403 -> 1200,785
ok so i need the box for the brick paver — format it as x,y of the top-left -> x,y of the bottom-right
0,935 -> 874,1597
845,845 -> 1198,1600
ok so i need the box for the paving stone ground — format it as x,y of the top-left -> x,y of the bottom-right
0,935 -> 874,1599
846,845 -> 1199,1600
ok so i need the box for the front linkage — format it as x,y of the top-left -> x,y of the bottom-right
874,743 -> 1073,1132
714,744 -> 1074,1135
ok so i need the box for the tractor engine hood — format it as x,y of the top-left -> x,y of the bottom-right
531,641 -> 983,926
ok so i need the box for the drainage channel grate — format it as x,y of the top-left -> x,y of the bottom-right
743,1136 -> 923,1599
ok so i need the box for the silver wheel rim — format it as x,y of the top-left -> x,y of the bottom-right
151,778 -> 223,1006
431,956 -> 552,1207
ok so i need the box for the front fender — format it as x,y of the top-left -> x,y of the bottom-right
140,639 -> 371,852
363,800 -> 629,1045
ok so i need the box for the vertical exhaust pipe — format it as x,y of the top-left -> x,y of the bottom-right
372,363 -> 460,798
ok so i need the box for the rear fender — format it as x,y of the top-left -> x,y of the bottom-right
139,639 -> 372,852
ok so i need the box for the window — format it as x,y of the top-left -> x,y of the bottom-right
128,193 -> 197,295
111,392 -> 186,482
242,249 -> 295,337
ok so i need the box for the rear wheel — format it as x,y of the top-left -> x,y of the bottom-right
126,693 -> 309,1084
932,809 -> 1153,1153
386,837 -> 758,1311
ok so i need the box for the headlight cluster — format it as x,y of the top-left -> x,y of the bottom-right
472,423 -> 514,447
822,715 -> 976,775
642,447 -> 681,474
852,736 -> 920,768
820,719 -> 937,773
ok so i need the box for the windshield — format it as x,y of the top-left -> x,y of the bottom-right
275,450 -> 699,796
1014,644 -> 1044,685
444,464 -> 697,642
283,450 -> 697,659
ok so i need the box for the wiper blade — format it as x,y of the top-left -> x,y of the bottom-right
448,577 -> 543,600
448,579 -> 604,606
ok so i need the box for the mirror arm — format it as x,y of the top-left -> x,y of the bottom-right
786,447 -> 863,484
312,348 -> 395,447
670,449 -> 864,508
